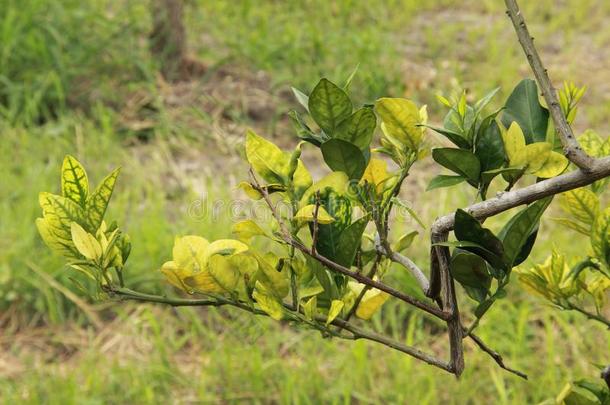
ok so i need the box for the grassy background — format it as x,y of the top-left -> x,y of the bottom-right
1,0 -> 609,403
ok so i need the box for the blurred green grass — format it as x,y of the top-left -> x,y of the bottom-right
1,0 -> 609,403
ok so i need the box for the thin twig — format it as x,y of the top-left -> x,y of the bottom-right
467,332 -> 528,380
504,0 -> 594,170
377,244 -> 430,293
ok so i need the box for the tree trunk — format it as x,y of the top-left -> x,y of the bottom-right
150,0 -> 188,82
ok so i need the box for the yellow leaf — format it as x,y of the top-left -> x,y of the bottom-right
237,181 -> 263,200
39,192 -> 87,240
375,98 -> 425,151
501,122 -> 527,167
302,296 -> 317,321
172,235 -> 209,271
294,204 -> 335,224
253,281 -> 284,320
523,142 -> 552,173
160,261 -> 191,291
205,239 -> 249,262
361,158 -> 393,194
245,130 -> 312,197
326,299 -> 344,325
578,129 -> 605,157
61,155 -> 89,207
586,273 -> 610,311
532,151 -> 568,178
349,282 -> 389,320
251,252 -> 290,298
70,222 -> 102,261
202,254 -> 240,293
232,220 -> 267,242
560,188 -> 600,226
299,171 -> 349,207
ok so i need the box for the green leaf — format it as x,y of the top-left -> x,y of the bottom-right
513,227 -> 538,267
342,64 -> 359,91
291,87 -> 309,111
498,197 -> 553,268
86,168 -> 120,231
321,139 -> 366,180
308,78 -> 352,134
425,125 -> 471,149
432,148 -> 480,184
450,251 -> 491,294
434,241 -> 505,273
454,209 -> 505,266
390,197 -> 426,229
501,79 -> 549,143
336,107 -> 376,150
393,231 -> 418,253
326,299 -> 344,325
70,222 -> 102,261
288,110 -> 324,147
474,87 -> 500,112
591,208 -> 610,267
426,175 -> 465,191
334,215 -> 369,267
61,155 -> 89,207
475,120 -> 505,172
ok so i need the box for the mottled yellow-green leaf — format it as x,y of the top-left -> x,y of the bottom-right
70,222 -> 102,261
361,157 -> 393,195
205,239 -> 249,261
232,220 -> 267,242
532,150 -> 568,178
326,299 -> 344,325
375,98 -> 425,151
578,129 -> 605,157
251,252 -> 290,298
294,204 -> 335,224
586,273 -> 610,311
516,250 -> 577,302
253,281 -> 284,320
523,142 -> 552,173
86,168 -> 120,231
39,192 -> 87,239
172,235 -> 209,271
551,217 -> 590,235
36,217 -> 79,258
160,261 -> 191,292
501,122 -> 527,167
591,208 -> 610,266
204,254 -> 240,293
299,172 -> 349,207
237,181 -> 263,200
302,295 -> 317,321
560,188 -> 600,226
245,130 -> 312,197
61,155 -> 89,207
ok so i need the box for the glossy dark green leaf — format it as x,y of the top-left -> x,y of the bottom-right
513,227 -> 538,266
321,139 -> 366,180
475,119 -> 505,172
474,298 -> 494,318
336,107 -> 376,150
498,197 -> 553,268
501,79 -> 549,143
309,78 -> 352,135
434,241 -> 505,272
454,209 -> 505,267
313,192 -> 352,264
450,251 -> 491,291
432,148 -> 481,184
426,175 -> 466,191
424,125 -> 471,149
